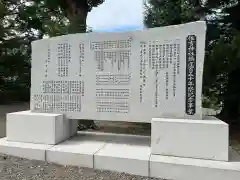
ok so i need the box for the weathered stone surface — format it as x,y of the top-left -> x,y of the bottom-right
30,21 -> 206,122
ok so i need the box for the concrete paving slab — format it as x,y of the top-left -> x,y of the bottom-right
150,147 -> 240,180
94,134 -> 151,176
46,133 -> 111,168
0,137 -> 52,161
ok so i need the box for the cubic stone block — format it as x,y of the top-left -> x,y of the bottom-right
151,117 -> 229,161
6,110 -> 77,145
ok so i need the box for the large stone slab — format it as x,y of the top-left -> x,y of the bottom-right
6,111 -> 77,144
30,21 -> 206,122
151,116 -> 229,161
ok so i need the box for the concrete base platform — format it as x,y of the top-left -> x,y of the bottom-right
0,138 -> 52,161
0,131 -> 240,180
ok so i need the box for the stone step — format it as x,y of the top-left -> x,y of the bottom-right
0,131 -> 239,180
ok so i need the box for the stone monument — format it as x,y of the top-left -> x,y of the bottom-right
1,21 -> 234,180
30,21 -> 205,122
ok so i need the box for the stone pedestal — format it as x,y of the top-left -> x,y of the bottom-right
151,117 -> 229,161
6,111 -> 77,145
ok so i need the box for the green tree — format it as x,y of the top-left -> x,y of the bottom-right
144,0 -> 199,27
0,0 -> 70,103
41,0 -> 104,33
204,1 -> 240,123
0,0 -> 32,103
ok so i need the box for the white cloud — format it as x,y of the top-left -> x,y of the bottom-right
87,0 -> 143,30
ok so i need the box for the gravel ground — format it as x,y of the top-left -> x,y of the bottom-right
0,154 -> 162,180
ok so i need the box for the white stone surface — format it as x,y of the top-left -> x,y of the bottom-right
151,117 -> 229,161
150,153 -> 240,180
0,137 -> 52,161
30,21 -> 206,122
46,133 -> 108,168
6,110 -> 76,145
94,135 -> 151,176
0,131 -> 239,180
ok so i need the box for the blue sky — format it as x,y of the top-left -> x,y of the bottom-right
87,0 -> 144,32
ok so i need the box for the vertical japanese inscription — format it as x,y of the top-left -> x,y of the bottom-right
176,43 -> 180,74
186,35 -> 196,115
44,45 -> 50,78
173,43 -> 178,96
140,42 -> 147,103
79,43 -> 84,77
34,80 -> 84,113
33,41 -> 85,114
57,42 -> 71,77
165,72 -> 169,100
142,40 -> 180,107
91,38 -> 132,113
